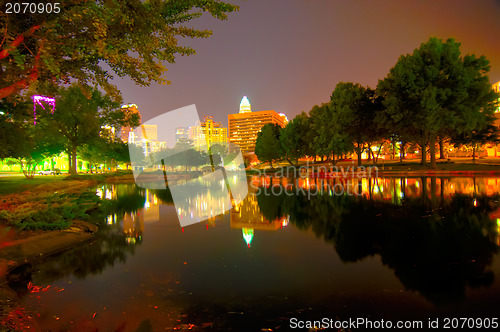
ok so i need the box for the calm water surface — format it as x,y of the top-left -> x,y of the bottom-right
5,176 -> 500,331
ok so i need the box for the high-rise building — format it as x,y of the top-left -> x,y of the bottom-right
493,81 -> 500,127
140,124 -> 158,141
120,104 -> 141,143
188,116 -> 228,150
228,96 -> 288,154
175,127 -> 189,142
130,124 -> 166,156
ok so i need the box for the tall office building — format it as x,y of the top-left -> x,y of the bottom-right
493,81 -> 500,127
175,127 -> 189,142
228,96 -> 288,153
189,116 -> 228,150
129,124 -> 166,156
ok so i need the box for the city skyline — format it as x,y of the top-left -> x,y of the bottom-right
112,0 -> 500,127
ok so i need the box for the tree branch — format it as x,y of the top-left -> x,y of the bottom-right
0,24 -> 41,60
0,44 -> 42,99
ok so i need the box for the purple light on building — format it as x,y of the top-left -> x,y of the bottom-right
32,95 -> 56,125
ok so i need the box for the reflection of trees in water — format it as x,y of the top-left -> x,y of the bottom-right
257,184 -> 499,305
151,188 -> 173,204
7,226 -> 138,297
7,187 -> 148,297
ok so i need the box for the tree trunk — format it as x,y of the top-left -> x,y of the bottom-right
429,135 -> 437,169
69,144 -> 78,175
67,151 -> 72,173
356,145 -> 362,166
439,137 -> 445,159
399,142 -> 405,162
419,139 -> 427,166
472,145 -> 476,164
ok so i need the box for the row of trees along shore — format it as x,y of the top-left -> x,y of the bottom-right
0,1 -> 239,178
256,37 -> 500,169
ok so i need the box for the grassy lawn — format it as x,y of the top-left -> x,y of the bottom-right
0,175 -> 66,196
0,170 -> 135,196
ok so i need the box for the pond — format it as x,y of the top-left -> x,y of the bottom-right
4,176 -> 500,331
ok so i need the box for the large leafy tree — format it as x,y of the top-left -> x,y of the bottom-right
451,115 -> 499,163
330,82 -> 382,166
308,103 -> 332,162
255,123 -> 282,168
377,37 -> 498,168
0,0 -> 238,100
0,96 -> 64,178
280,112 -> 312,166
44,85 -> 139,175
313,101 -> 353,165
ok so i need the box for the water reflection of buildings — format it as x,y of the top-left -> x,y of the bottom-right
230,191 -> 288,247
97,185 -> 160,243
174,178 -> 230,224
253,176 -> 500,204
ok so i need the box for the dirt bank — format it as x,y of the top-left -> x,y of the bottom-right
0,220 -> 97,275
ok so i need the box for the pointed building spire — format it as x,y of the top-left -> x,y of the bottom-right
239,96 -> 251,113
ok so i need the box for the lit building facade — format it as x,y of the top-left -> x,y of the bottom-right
228,96 -> 288,153
493,81 -> 500,126
493,81 -> 500,112
188,116 -> 228,150
175,127 -> 189,142
129,124 -> 167,156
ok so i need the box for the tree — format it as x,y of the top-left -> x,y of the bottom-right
45,85 -> 138,175
329,82 -> 382,166
378,37 -> 498,168
280,112 -> 312,166
255,123 -> 282,168
313,101 -> 354,165
0,0 -> 239,100
308,104 -> 332,162
0,95 -> 64,178
451,115 -> 499,163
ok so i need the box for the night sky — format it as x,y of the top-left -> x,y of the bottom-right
113,0 -> 500,126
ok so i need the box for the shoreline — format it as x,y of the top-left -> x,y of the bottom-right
0,220 -> 97,276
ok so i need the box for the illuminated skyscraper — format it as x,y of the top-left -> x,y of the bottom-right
493,81 -> 500,127
188,116 -> 228,150
229,97 -> 288,154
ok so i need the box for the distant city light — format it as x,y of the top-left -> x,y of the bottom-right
32,95 -> 56,125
